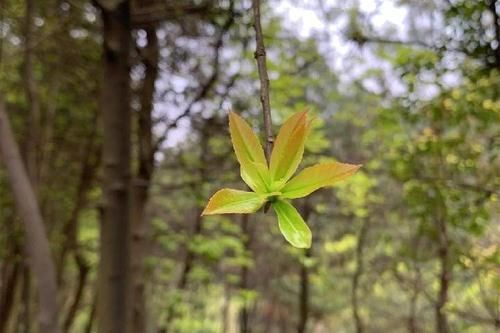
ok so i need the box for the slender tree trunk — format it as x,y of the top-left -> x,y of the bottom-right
0,98 -> 61,333
239,214 -> 253,333
97,1 -> 132,333
177,211 -> 203,289
221,285 -> 231,333
435,214 -> 450,333
408,234 -> 422,333
0,217 -> 21,333
56,116 -> 99,332
21,2 -> 40,329
57,114 -> 99,282
130,26 -> 158,333
22,0 -> 40,188
352,218 -> 369,333
298,247 -> 311,333
63,259 -> 89,329
0,251 -> 20,333
297,202 -> 312,333
63,256 -> 90,333
408,287 -> 419,333
85,290 -> 97,333
20,266 -> 31,333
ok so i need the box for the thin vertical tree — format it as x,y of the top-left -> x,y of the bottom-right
130,25 -> 159,333
298,201 -> 312,333
95,1 -> 132,332
0,97 -> 61,333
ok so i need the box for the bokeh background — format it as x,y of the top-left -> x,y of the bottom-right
0,0 -> 499,332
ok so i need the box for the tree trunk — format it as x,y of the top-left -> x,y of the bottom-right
435,215 -> 450,333
85,290 -> 97,333
352,218 -> 369,333
21,1 -> 40,328
221,285 -> 231,333
56,116 -> 99,332
63,256 -> 90,333
22,0 -> 40,188
297,202 -> 312,333
408,287 -> 419,333
57,113 -> 100,283
20,265 -> 31,333
97,1 -> 132,333
239,214 -> 253,333
130,26 -> 158,333
297,247 -> 311,333
408,234 -> 422,333
0,98 -> 61,333
0,251 -> 20,333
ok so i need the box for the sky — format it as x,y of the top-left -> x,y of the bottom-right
274,0 -> 410,93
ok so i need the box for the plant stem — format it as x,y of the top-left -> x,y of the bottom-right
252,0 -> 273,162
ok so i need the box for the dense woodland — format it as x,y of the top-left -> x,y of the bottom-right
0,0 -> 499,332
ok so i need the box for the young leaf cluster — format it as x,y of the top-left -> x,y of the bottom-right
202,110 -> 360,248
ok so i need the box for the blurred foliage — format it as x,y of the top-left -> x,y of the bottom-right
0,0 -> 498,332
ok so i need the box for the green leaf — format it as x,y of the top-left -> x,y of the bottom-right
272,200 -> 311,248
240,159 -> 270,194
281,162 -> 361,199
269,111 -> 309,184
229,111 -> 269,192
202,189 -> 266,215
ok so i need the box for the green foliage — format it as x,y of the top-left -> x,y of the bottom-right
203,111 -> 360,248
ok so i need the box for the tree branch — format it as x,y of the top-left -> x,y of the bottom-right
131,1 -> 222,27
152,1 -> 236,155
489,0 -> 500,68
252,0 -> 273,161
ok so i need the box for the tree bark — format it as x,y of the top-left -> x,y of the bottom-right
85,290 -> 97,333
56,116 -> 99,332
408,286 -> 419,333
221,285 -> 231,333
239,214 -> 253,333
0,249 -> 20,333
298,247 -> 311,333
297,202 -> 312,333
20,265 -> 31,333
22,0 -> 40,187
63,259 -> 89,333
251,0 -> 274,160
352,218 -> 369,333
177,211 -> 203,290
97,1 -> 132,333
0,98 -> 61,333
129,25 -> 159,333
57,113 -> 100,282
435,214 -> 450,333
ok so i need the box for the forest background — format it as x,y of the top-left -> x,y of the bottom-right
0,0 -> 499,333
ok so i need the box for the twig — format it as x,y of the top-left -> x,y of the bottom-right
152,1 -> 236,155
252,0 -> 273,162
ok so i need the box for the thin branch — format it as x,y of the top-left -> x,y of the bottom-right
252,0 -> 273,161
447,308 -> 500,328
489,0 -> 500,68
131,1 -> 223,27
152,2 -> 236,155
